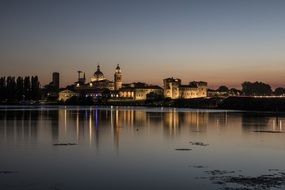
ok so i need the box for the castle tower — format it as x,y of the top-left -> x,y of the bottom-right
114,64 -> 122,90
77,71 -> 86,84
163,77 -> 181,99
52,72 -> 60,90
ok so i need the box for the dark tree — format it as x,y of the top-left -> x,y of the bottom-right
102,88 -> 111,99
0,77 -> 6,101
0,75 -> 42,103
217,86 -> 229,92
31,76 -> 41,100
24,76 -> 31,100
146,92 -> 164,101
6,76 -> 17,101
16,76 -> 24,101
229,88 -> 242,96
274,87 -> 285,96
242,81 -> 272,96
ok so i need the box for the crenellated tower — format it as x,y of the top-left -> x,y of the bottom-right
114,64 -> 122,90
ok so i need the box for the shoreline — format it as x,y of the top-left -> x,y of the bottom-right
2,96 -> 285,114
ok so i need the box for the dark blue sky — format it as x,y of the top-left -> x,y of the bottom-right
1,0 -> 285,88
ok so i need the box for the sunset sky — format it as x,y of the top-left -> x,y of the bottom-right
1,0 -> 285,88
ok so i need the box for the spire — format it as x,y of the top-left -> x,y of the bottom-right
115,64 -> 121,73
97,64 -> 100,71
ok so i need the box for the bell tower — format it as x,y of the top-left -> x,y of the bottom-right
114,64 -> 122,90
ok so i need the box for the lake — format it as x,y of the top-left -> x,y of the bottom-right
0,106 -> 285,190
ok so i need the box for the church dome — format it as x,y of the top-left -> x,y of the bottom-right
93,65 -> 104,80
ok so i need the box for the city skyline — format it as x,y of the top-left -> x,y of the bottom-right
1,0 -> 285,88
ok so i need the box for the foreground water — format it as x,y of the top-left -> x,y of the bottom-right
0,106 -> 285,190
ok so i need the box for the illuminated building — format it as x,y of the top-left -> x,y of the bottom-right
74,64 -> 122,97
119,84 -> 163,100
114,64 -> 122,91
58,90 -> 78,102
163,77 -> 181,99
89,65 -> 114,90
163,77 -> 207,99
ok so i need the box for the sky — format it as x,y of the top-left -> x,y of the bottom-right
0,0 -> 285,89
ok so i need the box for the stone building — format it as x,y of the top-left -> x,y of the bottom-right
114,64 -> 122,91
163,77 -> 181,99
89,65 -> 114,90
52,72 -> 60,90
163,77 -> 207,99
119,83 -> 163,101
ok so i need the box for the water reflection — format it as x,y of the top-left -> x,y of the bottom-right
0,108 -> 209,148
241,112 -> 284,132
0,110 -> 39,144
1,107 -> 285,149
1,107 -> 285,190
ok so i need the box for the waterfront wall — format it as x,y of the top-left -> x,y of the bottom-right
219,96 -> 285,111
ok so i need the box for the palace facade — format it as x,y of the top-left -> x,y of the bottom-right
163,77 -> 207,99
119,82 -> 163,101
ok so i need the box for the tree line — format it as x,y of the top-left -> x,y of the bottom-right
0,76 -> 41,102
215,81 -> 285,96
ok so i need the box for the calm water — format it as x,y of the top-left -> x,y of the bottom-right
0,106 -> 285,190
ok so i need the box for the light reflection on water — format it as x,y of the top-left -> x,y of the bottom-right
0,106 -> 285,190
